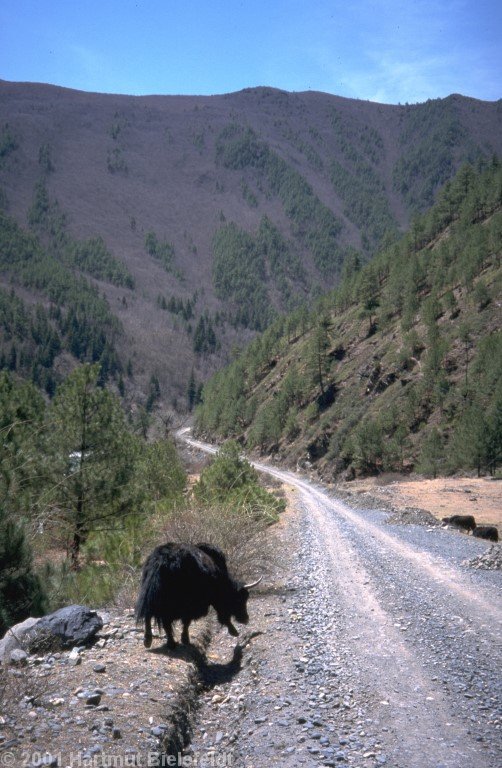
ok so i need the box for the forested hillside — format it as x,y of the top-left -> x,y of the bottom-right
195,162 -> 502,478
0,362 -> 282,635
1,81 -> 501,406
0,210 -> 124,394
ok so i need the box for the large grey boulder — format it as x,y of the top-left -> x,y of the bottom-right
0,616 -> 41,663
26,605 -> 103,652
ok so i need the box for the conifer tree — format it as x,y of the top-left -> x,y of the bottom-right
0,506 -> 46,634
46,364 -> 139,569
308,316 -> 331,396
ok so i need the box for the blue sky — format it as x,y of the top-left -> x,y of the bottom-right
0,1 -> 500,103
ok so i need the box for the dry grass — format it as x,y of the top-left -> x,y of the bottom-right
343,475 -> 502,530
0,660 -> 57,715
159,504 -> 278,584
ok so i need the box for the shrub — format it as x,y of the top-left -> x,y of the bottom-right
160,503 -> 276,585
194,440 -> 284,523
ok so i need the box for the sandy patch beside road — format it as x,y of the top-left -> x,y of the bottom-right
340,476 -> 502,529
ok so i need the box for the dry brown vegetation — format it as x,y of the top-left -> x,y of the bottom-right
339,475 -> 502,529
159,504 -> 277,585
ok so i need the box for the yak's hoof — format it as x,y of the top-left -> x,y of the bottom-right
228,625 -> 239,637
144,636 -> 153,648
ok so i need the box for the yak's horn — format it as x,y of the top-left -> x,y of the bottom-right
244,576 -> 263,589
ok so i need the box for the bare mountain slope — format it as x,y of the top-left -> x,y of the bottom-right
0,81 -> 501,406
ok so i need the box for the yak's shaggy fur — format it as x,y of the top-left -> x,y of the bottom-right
135,542 -> 251,648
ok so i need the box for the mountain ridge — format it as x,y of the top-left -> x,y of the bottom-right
1,80 -> 501,407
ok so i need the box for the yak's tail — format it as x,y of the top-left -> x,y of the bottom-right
135,556 -> 163,631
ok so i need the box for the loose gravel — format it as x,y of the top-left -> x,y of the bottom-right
181,443 -> 502,768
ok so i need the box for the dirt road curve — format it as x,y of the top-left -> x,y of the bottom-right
181,435 -> 502,768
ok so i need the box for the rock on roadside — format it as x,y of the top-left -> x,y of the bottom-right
1,606 -> 103,664
25,605 -> 103,653
0,610 -> 212,767
0,617 -> 41,664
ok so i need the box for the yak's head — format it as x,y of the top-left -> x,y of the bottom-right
218,577 -> 262,637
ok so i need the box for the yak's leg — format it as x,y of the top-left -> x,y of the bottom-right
225,620 -> 239,637
144,616 -> 153,648
181,620 -> 191,645
162,618 -> 176,649
217,613 -> 239,637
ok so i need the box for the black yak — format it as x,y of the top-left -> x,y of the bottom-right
135,542 -> 261,649
472,525 -> 499,542
441,514 -> 476,532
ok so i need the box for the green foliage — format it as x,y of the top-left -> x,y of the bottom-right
0,124 -> 18,166
307,316 -> 331,395
0,209 -> 123,384
38,143 -> 54,174
216,124 -> 343,275
109,122 -> 121,140
145,230 -> 176,272
450,333 -> 502,475
0,289 -> 59,393
28,181 -> 66,237
392,99 -> 479,212
0,505 -> 47,634
0,374 -> 48,632
193,314 -> 219,354
240,181 -> 258,207
107,147 -> 128,174
136,438 -> 186,505
212,222 -> 272,331
216,125 -> 266,169
0,372 -> 47,516
45,364 -> 140,567
257,216 -> 305,301
417,428 -> 445,478
330,108 -> 384,166
195,440 -> 257,499
145,373 -> 161,412
163,294 -> 196,320
27,183 -> 134,288
65,236 -> 135,288
330,159 -> 396,250
212,217 -> 306,330
196,161 -> 502,478
328,107 -> 396,252
194,440 -> 284,522
0,370 -> 190,619
0,186 -> 8,211
349,419 -> 386,474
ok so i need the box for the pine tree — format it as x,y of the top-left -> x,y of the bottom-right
187,370 -> 197,411
451,405 -> 489,476
307,316 -> 331,396
0,506 -> 46,634
46,364 -> 140,569
0,372 -> 46,518
418,428 -> 444,478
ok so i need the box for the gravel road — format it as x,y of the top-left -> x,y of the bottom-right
181,436 -> 502,768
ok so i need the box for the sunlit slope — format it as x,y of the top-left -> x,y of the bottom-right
196,162 -> 502,477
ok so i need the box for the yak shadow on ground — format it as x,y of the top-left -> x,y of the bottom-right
149,630 -> 263,687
